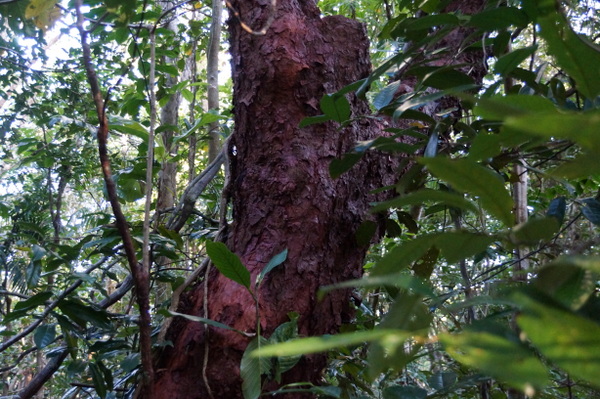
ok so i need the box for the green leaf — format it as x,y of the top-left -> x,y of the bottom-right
256,248 -> 288,286
468,133 -> 502,161
89,362 -> 107,399
34,324 -> 56,349
241,336 -> 271,399
320,94 -> 351,123
581,198 -> 600,225
440,328 -> 548,391
108,118 -> 148,142
270,313 -> 301,380
494,46 -> 537,76
469,7 -> 529,30
252,329 -> 409,358
329,153 -> 363,179
371,188 -> 478,214
299,114 -> 330,128
515,293 -> 600,388
383,385 -> 428,399
547,197 -> 566,224
355,220 -> 377,246
511,217 -> 560,245
319,272 -> 435,300
419,157 -> 514,225
505,111 -> 600,152
435,231 -> 494,264
535,263 -> 594,311
57,299 -> 112,330
166,310 -> 250,336
536,5 -> 600,99
474,95 -> 556,120
373,81 -> 402,110
13,291 -> 52,312
206,241 -> 251,290
371,235 -> 436,276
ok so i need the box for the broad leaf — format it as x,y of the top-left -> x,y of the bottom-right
256,248 -> 288,286
419,157 -> 514,225
252,329 -> 410,358
371,188 -> 478,214
34,324 -> 56,349
515,293 -> 600,388
440,328 -> 548,391
206,241 -> 251,290
241,336 -> 271,399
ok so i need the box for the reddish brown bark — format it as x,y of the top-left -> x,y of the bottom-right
152,1 -> 395,398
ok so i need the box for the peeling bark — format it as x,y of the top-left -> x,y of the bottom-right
152,1 -> 395,397
152,0 -> 487,398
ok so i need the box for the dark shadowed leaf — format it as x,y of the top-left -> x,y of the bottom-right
581,198 -> 600,225
34,324 -> 56,349
547,197 -> 566,224
383,385 -> 427,399
329,153 -> 363,178
494,46 -> 537,76
440,327 -> 548,391
469,7 -> 529,30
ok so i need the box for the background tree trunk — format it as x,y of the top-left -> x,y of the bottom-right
152,1 -> 396,397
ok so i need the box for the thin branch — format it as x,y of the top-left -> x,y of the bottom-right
74,1 -> 154,395
16,274 -> 134,399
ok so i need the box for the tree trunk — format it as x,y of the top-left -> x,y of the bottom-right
152,1 -> 395,397
152,0 -> 488,397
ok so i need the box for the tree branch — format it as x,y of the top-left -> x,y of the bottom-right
74,1 -> 154,395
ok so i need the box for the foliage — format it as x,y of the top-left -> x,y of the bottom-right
0,0 -> 599,398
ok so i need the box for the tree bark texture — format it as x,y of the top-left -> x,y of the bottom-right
152,1 -> 397,397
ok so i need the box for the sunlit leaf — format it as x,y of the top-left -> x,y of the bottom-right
440,328 -> 548,391
515,292 -> 600,388
420,157 -> 514,225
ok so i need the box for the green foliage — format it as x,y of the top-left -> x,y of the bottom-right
2,0 -> 600,397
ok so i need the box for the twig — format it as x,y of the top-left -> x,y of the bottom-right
74,1 -> 154,395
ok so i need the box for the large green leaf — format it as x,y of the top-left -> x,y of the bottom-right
505,111 -> 600,152
252,329 -> 409,358
419,157 -> 514,225
57,299 -> 112,330
515,293 -> 600,388
494,46 -> 537,76
440,327 -> 548,392
166,310 -> 250,336
535,2 -> 600,99
206,241 -> 251,290
435,231 -> 494,264
371,188 -> 478,214
33,324 -> 56,349
241,336 -> 271,399
13,291 -> 52,312
469,6 -> 529,30
320,94 -> 351,123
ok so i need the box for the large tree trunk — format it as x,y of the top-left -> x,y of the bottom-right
152,1 -> 395,397
152,0 -> 488,397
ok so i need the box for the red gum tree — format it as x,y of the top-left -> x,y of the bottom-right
152,0 -> 485,397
